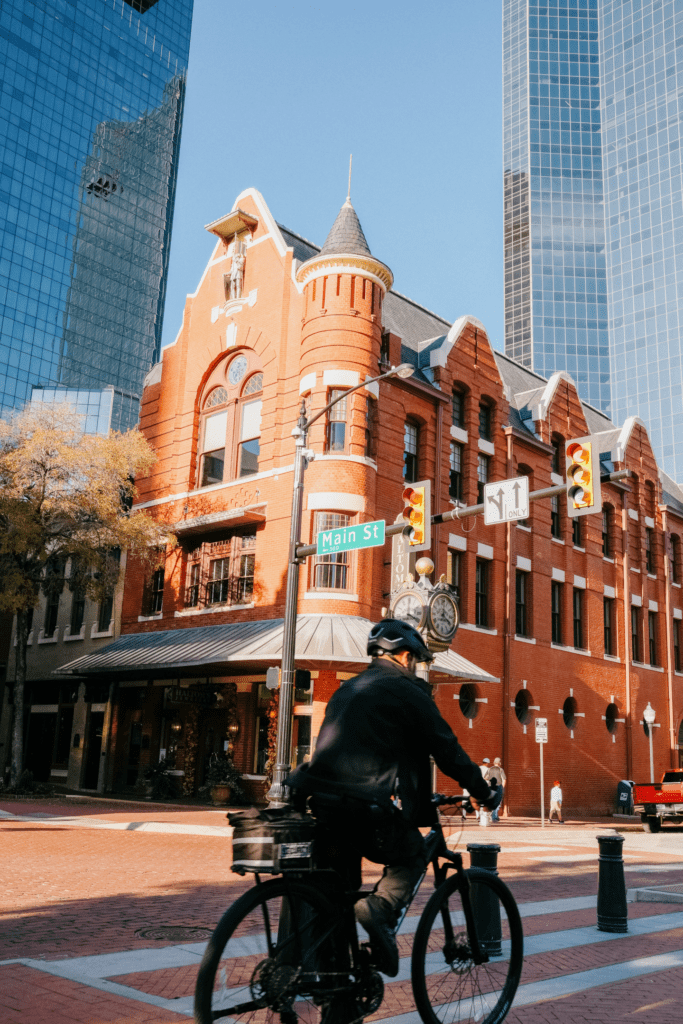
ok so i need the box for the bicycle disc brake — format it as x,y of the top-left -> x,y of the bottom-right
443,931 -> 473,975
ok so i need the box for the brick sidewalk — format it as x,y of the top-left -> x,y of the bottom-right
2,806 -> 683,1023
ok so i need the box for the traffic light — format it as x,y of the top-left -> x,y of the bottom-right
402,480 -> 431,551
565,436 -> 602,517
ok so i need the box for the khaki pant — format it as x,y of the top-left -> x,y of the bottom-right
548,800 -> 563,821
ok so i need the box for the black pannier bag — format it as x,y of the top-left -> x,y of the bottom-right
229,806 -> 316,874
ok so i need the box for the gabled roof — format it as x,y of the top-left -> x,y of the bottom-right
660,471 -> 683,516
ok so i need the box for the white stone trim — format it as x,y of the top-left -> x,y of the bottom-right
604,654 -> 621,663
628,508 -> 639,521
133,466 -> 290,510
645,516 -> 655,529
323,369 -> 360,388
429,315 -> 487,369
450,425 -> 468,444
478,438 -> 495,456
514,635 -> 536,644
516,556 -> 531,572
552,568 -> 565,582
573,575 -> 586,589
303,592 -> 360,602
448,534 -> 467,551
631,594 -> 642,607
363,376 -> 379,399
91,623 -> 114,638
674,608 -> 682,620
604,585 -> 616,598
551,472 -> 564,486
307,492 -> 365,512
459,623 -> 498,636
648,600 -> 659,612
477,543 -> 494,560
299,372 -> 316,394
551,643 -> 592,656
226,323 -> 238,348
138,613 -> 163,622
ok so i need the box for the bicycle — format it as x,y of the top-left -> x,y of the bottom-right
194,793 -> 524,1024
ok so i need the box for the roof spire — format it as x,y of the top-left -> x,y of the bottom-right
346,154 -> 352,204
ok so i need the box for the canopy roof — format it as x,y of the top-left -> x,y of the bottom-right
56,615 -> 499,683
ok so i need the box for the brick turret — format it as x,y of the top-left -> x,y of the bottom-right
296,197 -> 393,457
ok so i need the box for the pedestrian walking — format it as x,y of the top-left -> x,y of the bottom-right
478,758 -> 491,826
549,780 -> 563,823
487,757 -> 507,821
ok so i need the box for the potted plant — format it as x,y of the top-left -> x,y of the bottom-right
201,753 -> 244,806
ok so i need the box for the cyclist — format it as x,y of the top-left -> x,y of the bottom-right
288,618 -> 501,978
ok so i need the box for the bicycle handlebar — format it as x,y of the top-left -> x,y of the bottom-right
432,779 -> 500,809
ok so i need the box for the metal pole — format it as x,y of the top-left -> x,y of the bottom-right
267,412 -> 307,806
649,725 -> 654,785
540,740 -> 545,828
267,366 -> 413,806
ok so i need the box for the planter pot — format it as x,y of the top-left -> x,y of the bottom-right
210,784 -> 231,806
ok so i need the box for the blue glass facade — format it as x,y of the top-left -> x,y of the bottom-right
504,0 -> 608,412
504,0 -> 683,480
0,0 -> 193,429
600,0 -> 683,479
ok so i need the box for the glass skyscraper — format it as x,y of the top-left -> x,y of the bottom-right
600,0 -> 683,476
504,0 -> 609,412
504,0 -> 683,480
0,0 -> 193,430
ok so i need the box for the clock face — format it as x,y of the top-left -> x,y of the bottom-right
393,593 -> 425,629
228,355 -> 248,386
429,593 -> 458,638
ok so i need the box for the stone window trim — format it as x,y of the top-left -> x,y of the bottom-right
309,511 -> 354,593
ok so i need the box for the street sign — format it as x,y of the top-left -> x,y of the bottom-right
316,518 -> 385,556
484,476 -> 530,525
535,717 -> 548,743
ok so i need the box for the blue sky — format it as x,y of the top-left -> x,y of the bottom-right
161,1 -> 503,351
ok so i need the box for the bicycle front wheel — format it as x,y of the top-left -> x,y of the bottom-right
411,868 -> 523,1024
194,877 -> 351,1024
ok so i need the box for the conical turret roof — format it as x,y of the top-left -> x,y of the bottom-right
318,197 -> 372,257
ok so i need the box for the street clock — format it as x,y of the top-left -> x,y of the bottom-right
389,562 -> 459,654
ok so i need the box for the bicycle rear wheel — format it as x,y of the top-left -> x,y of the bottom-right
194,877 -> 353,1024
411,868 -> 523,1024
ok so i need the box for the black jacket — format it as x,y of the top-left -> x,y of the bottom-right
288,658 -> 490,826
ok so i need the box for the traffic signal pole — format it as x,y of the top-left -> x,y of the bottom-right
293,470 -> 632,561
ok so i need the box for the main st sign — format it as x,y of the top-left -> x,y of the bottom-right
316,518 -> 386,556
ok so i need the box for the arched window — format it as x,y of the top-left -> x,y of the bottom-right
550,434 -> 564,477
200,387 -> 229,487
238,373 -> 263,477
198,370 -> 263,487
452,385 -> 467,430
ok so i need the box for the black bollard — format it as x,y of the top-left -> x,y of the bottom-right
467,843 -> 503,956
596,834 -> 628,933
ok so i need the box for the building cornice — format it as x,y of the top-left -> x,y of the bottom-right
296,253 -> 393,292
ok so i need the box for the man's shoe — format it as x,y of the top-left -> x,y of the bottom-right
355,895 -> 399,977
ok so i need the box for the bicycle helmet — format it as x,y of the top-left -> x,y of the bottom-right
367,618 -> 435,663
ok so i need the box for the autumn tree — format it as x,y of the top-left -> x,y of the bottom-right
0,403 -> 167,787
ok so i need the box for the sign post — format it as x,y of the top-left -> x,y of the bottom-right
535,717 -> 547,828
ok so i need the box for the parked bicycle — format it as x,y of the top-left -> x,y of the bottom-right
194,793 -> 523,1024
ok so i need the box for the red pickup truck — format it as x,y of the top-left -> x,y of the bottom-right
633,769 -> 683,832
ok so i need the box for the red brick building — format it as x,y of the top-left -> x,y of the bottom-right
59,188 -> 683,815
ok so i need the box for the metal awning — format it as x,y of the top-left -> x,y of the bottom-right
55,615 -> 499,683
172,503 -> 266,536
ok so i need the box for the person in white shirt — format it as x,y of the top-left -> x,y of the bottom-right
549,781 -> 563,823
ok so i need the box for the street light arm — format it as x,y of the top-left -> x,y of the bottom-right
303,365 -> 413,432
